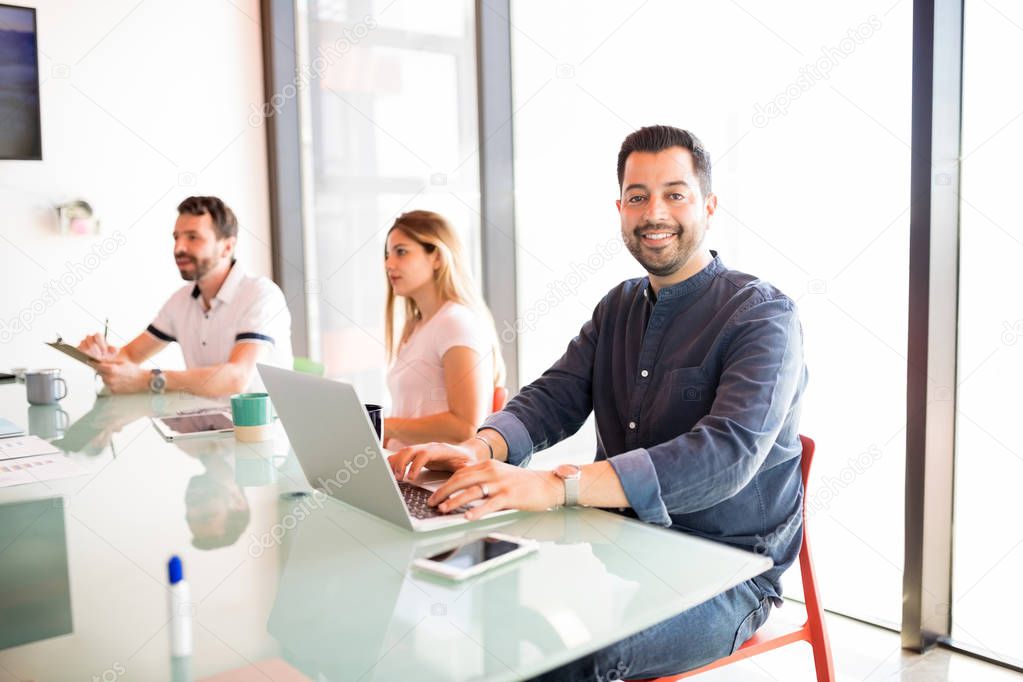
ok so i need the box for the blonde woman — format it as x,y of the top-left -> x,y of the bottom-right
382,210 -> 506,450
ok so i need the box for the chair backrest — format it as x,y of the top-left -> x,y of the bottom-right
492,386 -> 509,413
625,434 -> 835,681
799,434 -> 814,494
796,434 -> 834,681
293,356 -> 326,377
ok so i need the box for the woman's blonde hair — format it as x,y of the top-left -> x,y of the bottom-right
384,210 -> 507,387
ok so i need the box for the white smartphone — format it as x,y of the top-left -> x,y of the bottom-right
412,533 -> 538,581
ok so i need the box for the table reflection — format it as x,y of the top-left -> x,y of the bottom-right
175,437 -> 252,551
264,509 -> 645,681
0,497 -> 72,650
52,393 -> 207,455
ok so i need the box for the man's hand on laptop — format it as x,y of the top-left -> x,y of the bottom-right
388,441 -> 484,482
428,460 -> 564,520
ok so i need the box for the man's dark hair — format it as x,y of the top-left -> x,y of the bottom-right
617,125 -> 712,196
177,196 -> 238,240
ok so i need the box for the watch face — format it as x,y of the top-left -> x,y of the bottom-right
555,464 -> 581,479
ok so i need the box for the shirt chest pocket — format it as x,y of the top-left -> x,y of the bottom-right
668,366 -> 715,426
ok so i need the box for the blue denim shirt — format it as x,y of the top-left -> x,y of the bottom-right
482,254 -> 806,602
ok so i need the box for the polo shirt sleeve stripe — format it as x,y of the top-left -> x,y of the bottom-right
146,324 -> 177,343
235,332 -> 275,345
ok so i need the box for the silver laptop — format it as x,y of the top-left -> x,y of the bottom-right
259,364 -> 514,532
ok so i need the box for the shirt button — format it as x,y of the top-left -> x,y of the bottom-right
640,370 -> 649,378
628,421 -> 637,430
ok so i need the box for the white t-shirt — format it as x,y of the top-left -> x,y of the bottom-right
147,262 -> 293,390
386,301 -> 493,448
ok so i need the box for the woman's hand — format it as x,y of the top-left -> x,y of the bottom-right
428,459 -> 564,521
387,440 -> 486,481
382,417 -> 401,447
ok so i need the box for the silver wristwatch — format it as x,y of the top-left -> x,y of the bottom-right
554,464 -> 582,507
149,368 -> 166,394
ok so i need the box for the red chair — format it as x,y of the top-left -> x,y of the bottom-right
492,386 -> 509,413
634,435 -> 835,682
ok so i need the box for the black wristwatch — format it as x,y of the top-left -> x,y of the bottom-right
149,368 -> 166,394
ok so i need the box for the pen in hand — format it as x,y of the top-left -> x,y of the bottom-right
101,319 -> 113,360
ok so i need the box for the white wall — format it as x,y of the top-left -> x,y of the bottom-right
0,0 -> 272,378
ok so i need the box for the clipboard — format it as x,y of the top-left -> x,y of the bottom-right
46,341 -> 101,367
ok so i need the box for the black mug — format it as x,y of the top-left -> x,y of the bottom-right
364,404 -> 382,441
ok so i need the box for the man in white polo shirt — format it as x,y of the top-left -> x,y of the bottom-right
77,196 -> 293,397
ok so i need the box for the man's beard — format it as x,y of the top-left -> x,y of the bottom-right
623,220 -> 702,278
175,253 -> 217,281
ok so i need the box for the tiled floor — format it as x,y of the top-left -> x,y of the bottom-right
691,609 -> 1023,681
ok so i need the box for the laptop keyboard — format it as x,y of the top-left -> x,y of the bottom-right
398,481 -> 470,519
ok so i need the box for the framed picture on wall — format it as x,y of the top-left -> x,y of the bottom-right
0,3 -> 42,160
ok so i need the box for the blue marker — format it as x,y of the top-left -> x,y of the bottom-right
168,555 -> 193,657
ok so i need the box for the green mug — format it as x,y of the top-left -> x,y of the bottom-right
231,393 -> 274,441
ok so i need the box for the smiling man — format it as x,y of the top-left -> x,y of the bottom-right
78,196 -> 293,397
389,125 -> 807,680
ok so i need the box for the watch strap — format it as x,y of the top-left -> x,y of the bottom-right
563,474 -> 580,507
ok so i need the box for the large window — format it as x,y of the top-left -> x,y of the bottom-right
262,0 -> 1023,666
295,0 -> 480,400
952,0 -> 1023,665
510,0 -> 912,626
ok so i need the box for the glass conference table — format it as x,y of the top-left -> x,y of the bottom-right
0,371 -> 771,681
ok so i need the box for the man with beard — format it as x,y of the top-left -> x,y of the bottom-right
78,196 -> 292,396
388,125 -> 807,679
